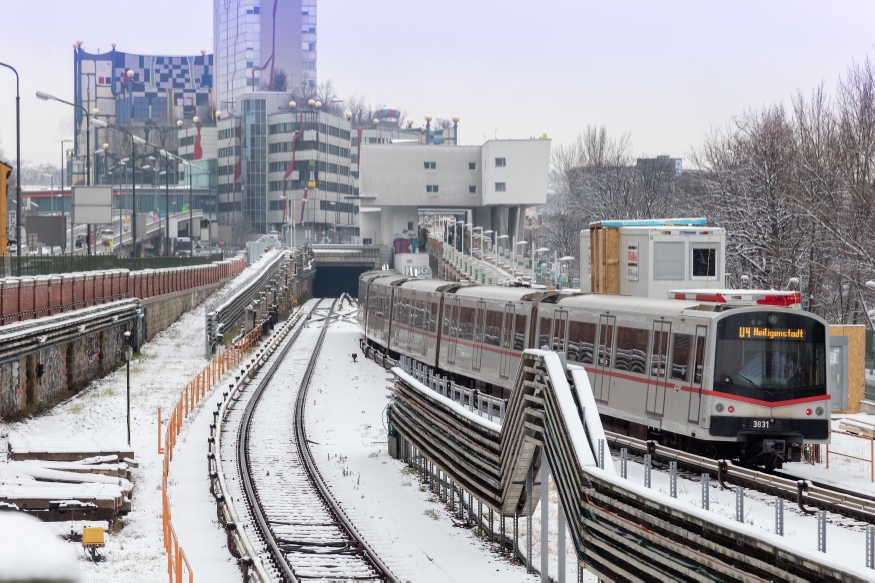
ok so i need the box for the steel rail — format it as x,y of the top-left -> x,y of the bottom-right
237,299 -> 325,582
606,430 -> 875,524
294,297 -> 397,583
213,303 -> 309,581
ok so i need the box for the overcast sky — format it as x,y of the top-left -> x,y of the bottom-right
1,1 -> 873,166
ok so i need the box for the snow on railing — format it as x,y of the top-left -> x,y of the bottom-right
397,354 -> 506,424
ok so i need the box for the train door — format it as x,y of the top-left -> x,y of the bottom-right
447,297 -> 460,364
552,310 -> 569,353
473,300 -> 486,371
687,326 -> 707,424
594,315 -> 615,403
646,320 -> 672,417
500,304 -> 515,379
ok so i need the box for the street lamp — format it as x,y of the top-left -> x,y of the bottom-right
535,247 -> 550,284
472,226 -> 483,258
92,119 -> 145,256
38,91 -> 98,255
740,274 -> 751,289
123,330 -> 133,446
515,240 -> 528,280
0,61 -> 22,261
559,256 -> 576,289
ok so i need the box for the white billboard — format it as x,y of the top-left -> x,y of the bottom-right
73,186 -> 112,225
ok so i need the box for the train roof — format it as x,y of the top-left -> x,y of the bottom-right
556,293 -> 701,315
452,285 -> 550,302
368,273 -> 407,285
396,279 -> 465,293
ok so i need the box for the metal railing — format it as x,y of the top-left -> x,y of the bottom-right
0,254 -> 224,278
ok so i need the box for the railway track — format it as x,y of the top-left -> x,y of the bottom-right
228,298 -> 394,582
606,430 -> 875,526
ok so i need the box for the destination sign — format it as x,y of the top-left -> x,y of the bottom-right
737,327 -> 804,340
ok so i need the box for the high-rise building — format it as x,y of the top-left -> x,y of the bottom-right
213,0 -> 317,114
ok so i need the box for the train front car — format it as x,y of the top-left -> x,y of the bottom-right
709,308 -> 829,468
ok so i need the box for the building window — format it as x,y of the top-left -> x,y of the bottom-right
495,157 -> 506,167
426,185 -> 439,193
495,182 -> 506,192
691,246 -> 718,278
469,185 -> 477,194
469,162 -> 476,170
424,161 -> 436,170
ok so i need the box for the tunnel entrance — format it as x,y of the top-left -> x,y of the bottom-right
313,265 -> 373,298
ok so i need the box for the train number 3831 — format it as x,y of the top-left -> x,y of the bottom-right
752,420 -> 771,428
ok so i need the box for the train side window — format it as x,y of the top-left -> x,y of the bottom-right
459,306 -> 476,341
671,334 -> 692,381
568,321 -> 596,364
484,310 -> 502,347
651,328 -> 670,378
598,322 -> 614,367
538,316 -> 551,349
514,314 -> 527,351
442,304 -> 451,335
429,300 -> 439,333
614,327 -> 648,373
614,327 -> 634,372
694,336 -> 706,384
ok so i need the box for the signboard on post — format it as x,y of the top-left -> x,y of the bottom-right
72,186 -> 112,224
169,218 -> 178,239
27,215 -> 67,249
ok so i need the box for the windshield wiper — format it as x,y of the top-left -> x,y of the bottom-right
736,372 -> 762,390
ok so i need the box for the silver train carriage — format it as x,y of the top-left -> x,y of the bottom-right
358,273 -> 829,468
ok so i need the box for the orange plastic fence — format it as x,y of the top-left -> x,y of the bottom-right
159,325 -> 263,583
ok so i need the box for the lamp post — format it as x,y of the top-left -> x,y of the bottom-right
452,116 -> 459,145
60,139 -> 72,251
535,247 -> 550,285
483,230 -> 494,262
37,90 -> 95,256
158,149 -> 172,257
0,61 -> 21,261
496,234 -> 509,267
425,115 -> 432,144
123,330 -> 132,446
472,226 -> 483,258
92,119 -> 145,256
559,256 -> 575,289
515,240 -> 528,280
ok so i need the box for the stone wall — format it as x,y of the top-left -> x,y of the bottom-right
141,282 -> 225,342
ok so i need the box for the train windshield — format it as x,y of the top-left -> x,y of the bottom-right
713,312 -> 826,402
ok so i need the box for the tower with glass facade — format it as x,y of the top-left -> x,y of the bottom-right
213,0 -> 317,115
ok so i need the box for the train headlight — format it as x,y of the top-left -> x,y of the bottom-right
727,406 -> 734,413
816,406 -> 824,416
715,403 -> 724,413
805,408 -> 812,416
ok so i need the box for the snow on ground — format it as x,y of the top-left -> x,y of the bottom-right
0,251 -> 280,582
307,304 -> 538,583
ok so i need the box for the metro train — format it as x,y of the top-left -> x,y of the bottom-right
358,271 -> 830,469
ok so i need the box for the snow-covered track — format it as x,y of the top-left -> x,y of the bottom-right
238,298 -> 394,583
607,431 -> 875,526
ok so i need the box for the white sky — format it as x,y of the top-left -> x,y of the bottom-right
1,0 -> 873,165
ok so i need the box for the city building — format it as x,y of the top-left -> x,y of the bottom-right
71,43 -> 214,185
358,138 -> 551,249
213,0 -> 317,114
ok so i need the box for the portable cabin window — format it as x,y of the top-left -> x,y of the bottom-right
538,316 -> 552,349
614,327 -> 648,373
654,242 -> 685,280
691,246 -> 718,278
671,333 -> 692,381
484,310 -> 503,347
429,300 -> 440,334
568,320 -> 596,364
459,306 -> 476,341
651,328 -> 670,377
514,314 -> 527,351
